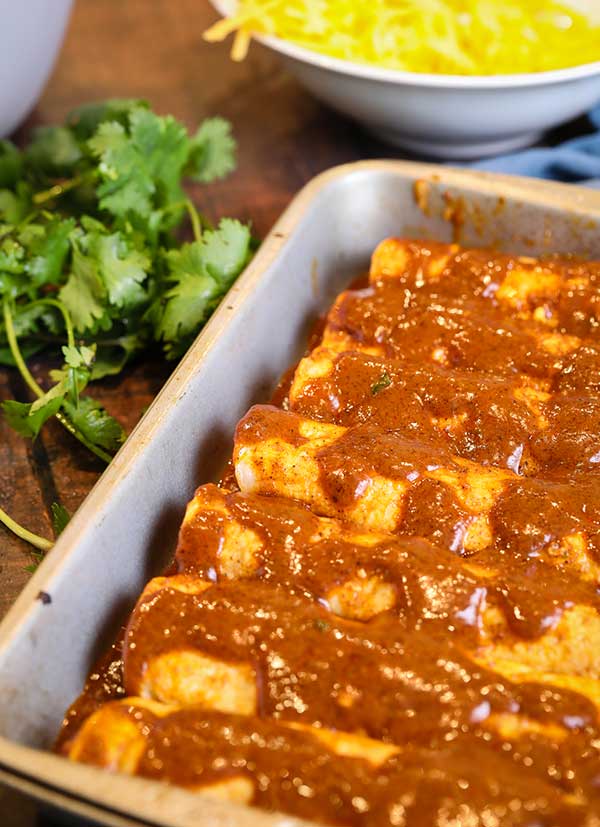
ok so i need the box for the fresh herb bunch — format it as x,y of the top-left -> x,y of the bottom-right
0,98 -> 252,554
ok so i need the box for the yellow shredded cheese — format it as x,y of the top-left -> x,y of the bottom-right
204,0 -> 600,75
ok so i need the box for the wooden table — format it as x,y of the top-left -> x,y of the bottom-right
0,1 -> 592,824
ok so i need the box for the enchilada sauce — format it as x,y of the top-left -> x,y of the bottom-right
71,703 -> 591,827
59,243 -> 600,825
73,565 -> 600,825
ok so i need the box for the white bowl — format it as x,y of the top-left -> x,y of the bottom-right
210,0 -> 600,159
0,0 -> 74,137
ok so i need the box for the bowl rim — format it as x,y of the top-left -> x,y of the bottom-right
209,0 -> 600,89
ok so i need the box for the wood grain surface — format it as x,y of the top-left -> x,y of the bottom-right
0,1 -> 592,824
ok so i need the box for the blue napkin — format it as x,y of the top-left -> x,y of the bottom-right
471,104 -> 600,186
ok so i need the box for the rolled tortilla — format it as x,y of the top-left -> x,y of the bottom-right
233,405 -> 600,580
320,285 -> 592,388
65,698 -> 585,825
123,575 -> 600,747
370,238 -> 600,338
177,485 -> 600,679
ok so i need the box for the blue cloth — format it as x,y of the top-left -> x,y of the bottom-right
471,104 -> 600,186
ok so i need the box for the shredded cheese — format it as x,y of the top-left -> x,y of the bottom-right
204,0 -> 600,75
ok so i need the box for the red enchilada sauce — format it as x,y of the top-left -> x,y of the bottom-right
70,703 -> 592,826
58,242 -> 600,826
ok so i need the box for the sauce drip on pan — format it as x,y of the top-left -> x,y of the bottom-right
58,240 -> 600,826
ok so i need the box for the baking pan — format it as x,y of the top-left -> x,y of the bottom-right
1,160 -> 600,827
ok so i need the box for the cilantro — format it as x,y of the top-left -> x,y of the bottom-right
0,100 -> 250,559
59,242 -> 107,332
186,117 -> 237,183
90,334 -> 143,380
89,108 -> 191,228
89,120 -> 156,220
0,182 -> 31,224
15,502 -> 70,573
157,268 -> 219,345
129,108 -> 190,209
88,231 -> 150,308
371,372 -> 392,395
0,140 -> 23,187
2,396 -> 62,439
67,98 -> 148,139
25,126 -> 83,177
314,619 -> 330,632
25,218 -> 75,290
202,218 -> 252,285
0,190 -> 26,224
154,218 -> 251,357
62,343 -> 96,369
62,396 -> 126,454
51,502 -> 70,536
29,377 -> 70,415
24,551 -> 45,574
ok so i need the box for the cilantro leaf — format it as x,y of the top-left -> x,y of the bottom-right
61,396 -> 126,454
51,502 -> 70,536
158,271 -> 219,345
90,334 -> 143,380
0,237 -> 25,276
62,343 -> 96,369
59,242 -> 107,332
2,396 -> 63,439
0,100 -> 252,558
0,190 -> 25,224
25,126 -> 82,177
89,230 -> 150,308
202,219 -> 251,286
29,377 -> 68,414
154,219 -> 251,356
89,120 -> 156,220
128,108 -> 189,208
0,140 -> 23,188
67,98 -> 148,139
0,182 -> 31,224
156,239 -> 220,348
12,302 -> 62,338
186,118 -> 237,183
88,108 -> 190,226
23,218 -> 75,290
371,372 -> 392,395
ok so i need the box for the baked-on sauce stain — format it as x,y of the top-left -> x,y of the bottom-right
59,241 -> 600,825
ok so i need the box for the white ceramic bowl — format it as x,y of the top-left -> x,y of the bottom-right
0,0 -> 74,137
210,0 -> 600,159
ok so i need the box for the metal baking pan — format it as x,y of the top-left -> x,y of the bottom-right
1,160 -> 600,827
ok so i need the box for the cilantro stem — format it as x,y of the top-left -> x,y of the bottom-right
54,410 -> 113,463
26,299 -> 75,349
33,174 -> 90,206
0,504 -> 52,552
185,199 -> 203,243
3,300 -> 113,464
162,199 -> 213,235
3,301 -> 43,399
